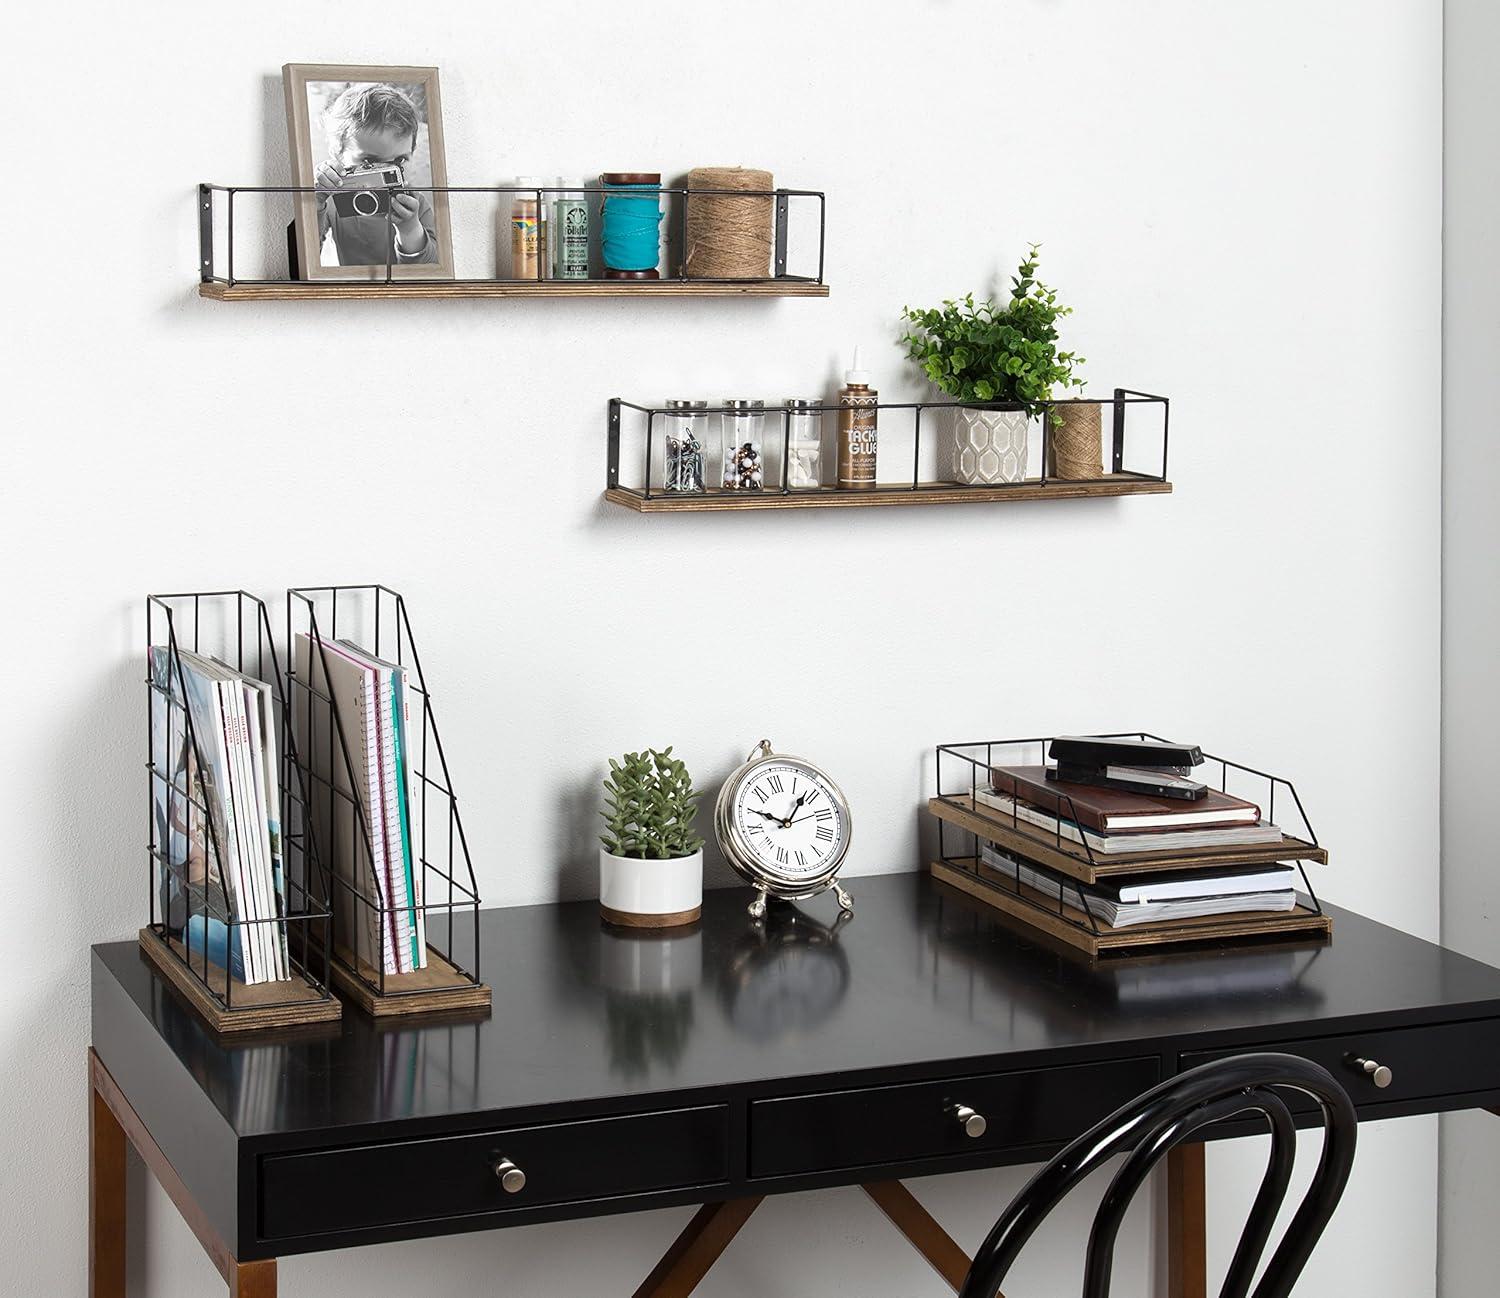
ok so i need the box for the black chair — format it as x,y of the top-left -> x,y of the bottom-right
959,1053 -> 1357,1298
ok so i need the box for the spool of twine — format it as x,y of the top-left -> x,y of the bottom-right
684,166 -> 774,279
1049,402 -> 1104,479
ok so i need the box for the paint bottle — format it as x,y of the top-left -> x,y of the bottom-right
837,347 -> 877,490
511,177 -> 546,279
553,180 -> 590,280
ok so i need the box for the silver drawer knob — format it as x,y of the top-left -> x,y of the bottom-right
953,1104 -> 987,1139
493,1157 -> 526,1193
1347,1056 -> 1393,1089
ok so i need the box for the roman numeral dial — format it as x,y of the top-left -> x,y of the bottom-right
723,755 -> 851,891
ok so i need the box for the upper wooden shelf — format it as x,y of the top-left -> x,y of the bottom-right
200,279 -> 830,301
605,474 -> 1171,512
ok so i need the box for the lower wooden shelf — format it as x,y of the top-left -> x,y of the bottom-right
200,279 -> 829,301
138,928 -> 342,1034
605,474 -> 1170,512
930,859 -> 1333,957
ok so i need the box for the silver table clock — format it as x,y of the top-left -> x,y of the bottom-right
714,740 -> 854,920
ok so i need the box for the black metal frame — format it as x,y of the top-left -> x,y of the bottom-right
959,1053 -> 1358,1298
145,591 -> 335,1015
285,585 -> 482,1003
606,391 -> 1169,499
198,182 -> 826,288
934,733 -> 1326,943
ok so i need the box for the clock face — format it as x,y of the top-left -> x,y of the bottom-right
728,758 -> 850,888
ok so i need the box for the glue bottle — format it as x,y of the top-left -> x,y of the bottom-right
837,347 -> 877,490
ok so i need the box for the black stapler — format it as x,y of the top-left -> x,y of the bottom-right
1046,735 -> 1208,801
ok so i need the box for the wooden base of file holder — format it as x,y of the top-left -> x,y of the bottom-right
928,797 -> 1328,884
330,945 -> 491,1018
930,859 -> 1333,957
138,928 -> 342,1034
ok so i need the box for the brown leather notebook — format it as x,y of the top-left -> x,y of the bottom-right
990,766 -> 1262,834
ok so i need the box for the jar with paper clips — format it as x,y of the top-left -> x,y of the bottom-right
661,400 -> 709,494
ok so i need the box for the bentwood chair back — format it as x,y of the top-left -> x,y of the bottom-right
959,1053 -> 1357,1298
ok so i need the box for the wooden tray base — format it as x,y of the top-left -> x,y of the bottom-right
137,928 -> 342,1034
601,903 -> 702,929
330,945 -> 491,1018
929,859 -> 1333,957
929,796 -> 1328,885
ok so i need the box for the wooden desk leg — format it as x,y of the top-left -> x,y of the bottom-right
1167,1141 -> 1208,1298
231,1259 -> 278,1297
88,1049 -> 276,1298
90,1074 -> 128,1298
861,1181 -> 975,1294
632,1197 -> 764,1298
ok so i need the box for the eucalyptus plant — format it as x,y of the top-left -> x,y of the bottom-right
599,747 -> 704,860
899,244 -> 1085,423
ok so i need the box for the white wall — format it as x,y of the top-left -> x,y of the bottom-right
1,2 -> 1443,1294
1438,2 -> 1500,1294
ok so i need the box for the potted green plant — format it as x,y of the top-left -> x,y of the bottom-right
900,244 -> 1086,484
599,747 -> 704,927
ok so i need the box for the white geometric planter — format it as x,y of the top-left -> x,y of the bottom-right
949,406 -> 1030,484
599,848 -> 703,928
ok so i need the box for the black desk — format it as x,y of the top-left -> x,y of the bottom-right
89,872 -> 1500,1297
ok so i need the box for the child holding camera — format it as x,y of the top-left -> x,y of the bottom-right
314,83 -> 438,267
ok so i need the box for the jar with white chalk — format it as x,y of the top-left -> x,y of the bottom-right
783,399 -> 823,489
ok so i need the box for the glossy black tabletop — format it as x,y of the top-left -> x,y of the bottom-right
91,871 -> 1500,1145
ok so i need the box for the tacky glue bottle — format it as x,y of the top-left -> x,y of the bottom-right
837,346 -> 877,490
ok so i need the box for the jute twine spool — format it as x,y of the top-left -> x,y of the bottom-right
684,166 -> 774,279
1049,402 -> 1104,479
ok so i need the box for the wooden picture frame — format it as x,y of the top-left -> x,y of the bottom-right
282,63 -> 454,282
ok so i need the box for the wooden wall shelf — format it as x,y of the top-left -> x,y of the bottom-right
605,474 -> 1171,512
200,280 -> 829,301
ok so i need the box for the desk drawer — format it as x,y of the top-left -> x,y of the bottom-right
259,1105 -> 729,1241
1181,1018 -> 1500,1109
749,1056 -> 1159,1179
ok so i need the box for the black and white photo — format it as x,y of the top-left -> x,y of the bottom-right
283,63 -> 453,280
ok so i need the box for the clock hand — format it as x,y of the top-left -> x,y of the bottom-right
780,791 -> 810,827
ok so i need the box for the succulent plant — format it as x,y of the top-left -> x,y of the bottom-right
599,747 -> 704,860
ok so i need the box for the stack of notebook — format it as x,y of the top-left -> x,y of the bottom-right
149,646 -> 288,985
296,633 -> 427,977
977,843 -> 1299,929
928,749 -> 1330,954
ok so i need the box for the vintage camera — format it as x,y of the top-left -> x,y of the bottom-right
330,162 -> 407,218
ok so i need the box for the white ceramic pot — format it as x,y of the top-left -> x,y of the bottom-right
599,848 -> 703,928
950,406 -> 1030,484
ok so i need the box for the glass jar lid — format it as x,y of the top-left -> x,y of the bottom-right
722,399 -> 766,412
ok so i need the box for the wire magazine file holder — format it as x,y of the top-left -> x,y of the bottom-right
286,585 -> 488,1017
930,734 -> 1332,956
144,591 -> 340,1033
